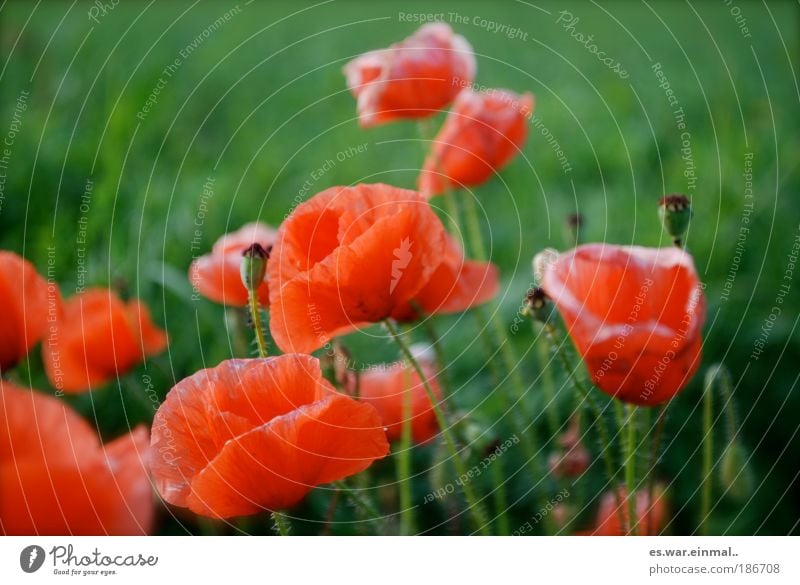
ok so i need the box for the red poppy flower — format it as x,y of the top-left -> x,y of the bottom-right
190,222 -> 276,306
43,288 -> 168,393
395,234 -> 499,321
149,354 -> 389,519
0,380 -> 153,535
542,244 -> 706,406
588,485 -> 668,536
418,88 -> 534,196
344,22 -> 476,127
0,251 -> 58,372
269,184 -> 497,353
357,359 -> 441,444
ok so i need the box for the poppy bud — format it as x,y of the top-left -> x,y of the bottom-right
532,248 -> 559,285
565,212 -> 584,246
658,194 -> 692,246
720,442 -> 754,501
523,287 -> 551,323
240,243 -> 269,292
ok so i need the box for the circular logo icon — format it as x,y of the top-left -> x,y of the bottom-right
20,545 -> 46,573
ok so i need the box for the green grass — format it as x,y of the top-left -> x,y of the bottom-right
1,0 -> 798,535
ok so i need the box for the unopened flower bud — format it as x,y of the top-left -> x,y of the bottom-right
532,248 -> 559,285
720,442 -> 754,501
658,194 -> 692,247
523,287 -> 551,323
565,212 -> 584,245
240,243 -> 269,291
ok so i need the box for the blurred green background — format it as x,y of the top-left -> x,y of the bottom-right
1,0 -> 798,535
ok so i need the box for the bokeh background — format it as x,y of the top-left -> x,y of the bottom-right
1,0 -> 798,535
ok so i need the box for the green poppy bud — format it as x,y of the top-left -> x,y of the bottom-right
658,194 -> 692,247
240,243 -> 269,292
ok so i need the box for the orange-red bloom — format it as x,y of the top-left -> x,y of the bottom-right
149,354 -> 389,519
269,183 -> 497,353
542,244 -> 706,405
0,251 -> 58,372
419,88 -> 533,196
0,380 -> 153,535
190,222 -> 276,306
43,288 -> 168,393
357,359 -> 441,444
587,485 -> 669,536
344,22 -> 476,127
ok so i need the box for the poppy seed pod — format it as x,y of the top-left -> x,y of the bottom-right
523,287 -> 551,323
240,243 -> 269,292
659,194 -> 692,246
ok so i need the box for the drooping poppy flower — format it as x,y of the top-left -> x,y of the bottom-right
269,184 -> 497,352
541,244 -> 706,406
189,222 -> 276,307
343,22 -> 476,127
357,358 -> 441,444
418,88 -> 534,196
149,354 -> 389,519
43,288 -> 168,393
0,380 -> 153,535
586,485 -> 669,536
0,251 -> 58,372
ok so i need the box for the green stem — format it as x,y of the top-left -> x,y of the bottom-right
624,404 -> 638,535
535,322 -> 561,439
271,511 -> 290,536
385,319 -> 492,535
396,367 -> 416,535
700,373 -> 714,536
410,300 -> 452,399
246,287 -> 290,535
459,190 -> 537,460
491,455 -> 510,535
647,404 -> 668,524
542,322 -> 625,525
334,480 -> 385,534
247,289 -> 269,358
